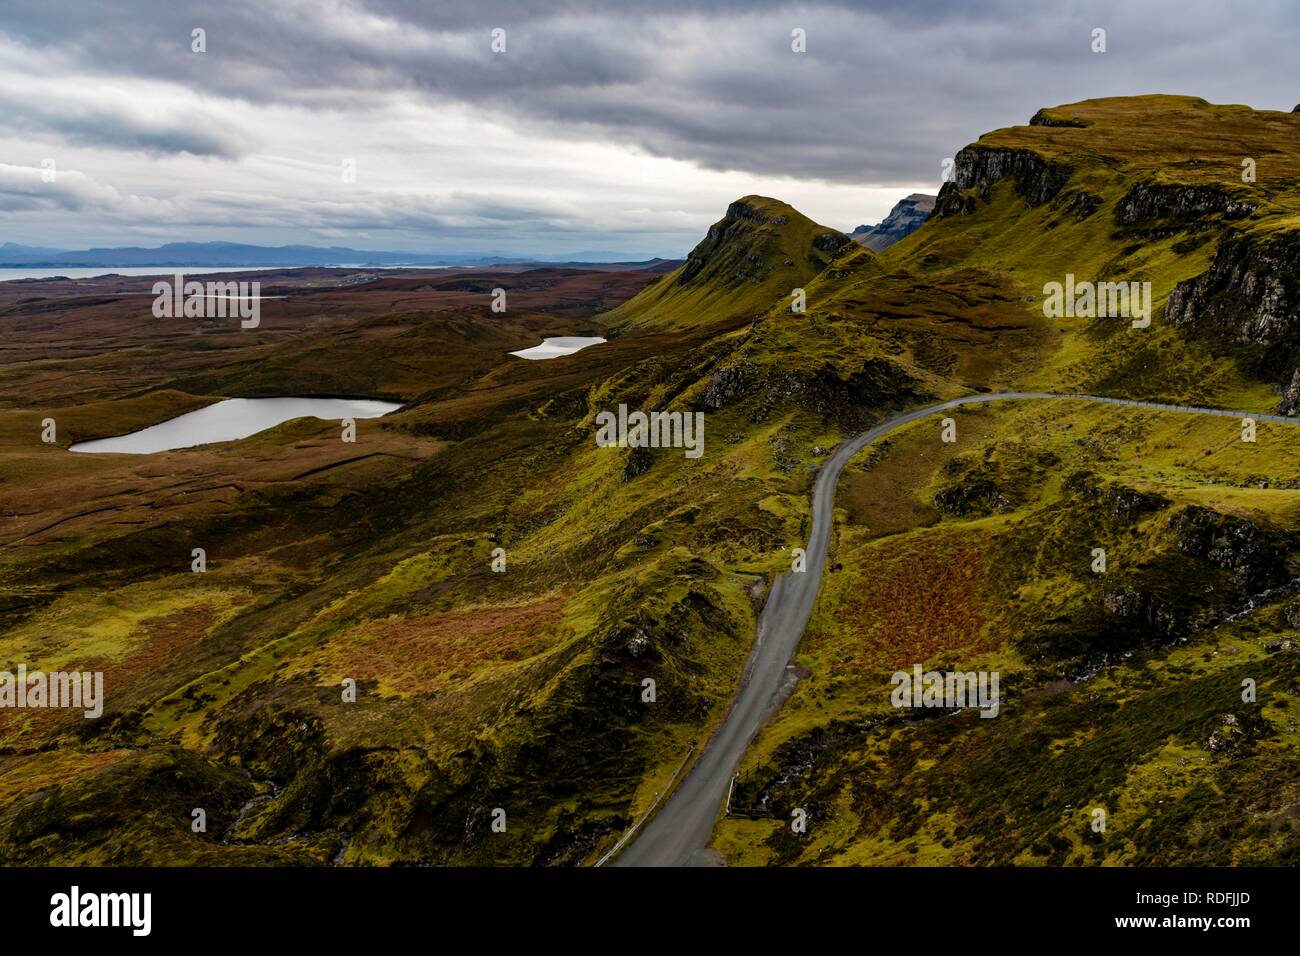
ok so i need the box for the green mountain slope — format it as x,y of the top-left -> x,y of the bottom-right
897,94 -> 1300,409
604,196 -> 855,331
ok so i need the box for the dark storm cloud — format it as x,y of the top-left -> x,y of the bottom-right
3,1 -> 1298,183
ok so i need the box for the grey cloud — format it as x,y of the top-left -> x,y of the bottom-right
0,103 -> 247,159
3,0 -> 1300,257
0,161 -> 660,250
1,1 -> 1296,182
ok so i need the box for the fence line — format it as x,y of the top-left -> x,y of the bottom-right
594,745 -> 695,867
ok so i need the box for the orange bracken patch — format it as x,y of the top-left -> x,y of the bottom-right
826,530 -> 996,672
311,592 -> 572,694
0,604 -> 223,747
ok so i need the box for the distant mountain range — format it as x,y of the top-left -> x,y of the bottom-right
0,241 -> 662,269
850,193 -> 936,251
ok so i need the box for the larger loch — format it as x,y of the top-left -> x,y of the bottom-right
69,397 -> 402,454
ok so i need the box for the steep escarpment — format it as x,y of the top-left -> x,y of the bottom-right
709,97 -> 1300,868
890,95 -> 1300,410
1114,183 -> 1258,232
1166,230 -> 1300,411
933,146 -> 1074,217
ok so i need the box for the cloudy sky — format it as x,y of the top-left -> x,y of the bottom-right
2,0 -> 1298,257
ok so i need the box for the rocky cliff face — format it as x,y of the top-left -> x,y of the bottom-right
929,130 -> 1295,417
1165,231 -> 1300,411
851,193 -> 936,251
1115,183 -> 1258,232
933,146 -> 1074,218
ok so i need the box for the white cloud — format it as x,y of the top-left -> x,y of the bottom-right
0,162 -> 175,216
0,39 -> 255,157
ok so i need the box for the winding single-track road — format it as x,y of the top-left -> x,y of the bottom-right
612,391 -> 1300,867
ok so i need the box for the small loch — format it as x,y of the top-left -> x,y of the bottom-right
509,336 -> 606,360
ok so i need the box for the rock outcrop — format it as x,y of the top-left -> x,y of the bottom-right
1166,505 -> 1291,584
1115,183 -> 1257,231
933,146 -> 1073,218
1029,108 -> 1088,128
699,356 -> 922,428
934,477 -> 1010,517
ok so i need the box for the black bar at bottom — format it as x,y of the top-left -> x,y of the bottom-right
0,865 -> 1281,942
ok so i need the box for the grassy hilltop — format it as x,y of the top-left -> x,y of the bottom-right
604,195 -> 857,332
2,95 -> 1300,866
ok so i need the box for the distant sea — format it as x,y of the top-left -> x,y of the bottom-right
0,265 -> 375,282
